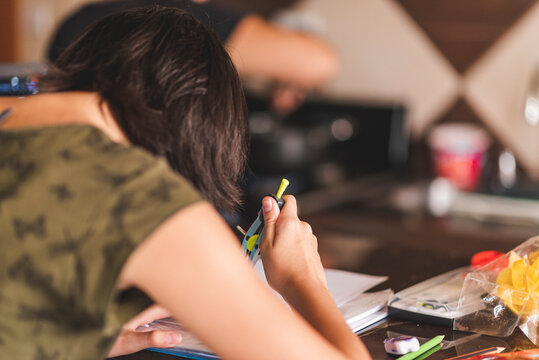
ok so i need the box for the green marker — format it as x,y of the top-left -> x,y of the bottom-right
414,344 -> 442,360
396,335 -> 444,360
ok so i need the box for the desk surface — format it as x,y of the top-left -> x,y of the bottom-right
115,205 -> 539,360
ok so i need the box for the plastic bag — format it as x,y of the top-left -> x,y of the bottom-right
454,236 -> 539,344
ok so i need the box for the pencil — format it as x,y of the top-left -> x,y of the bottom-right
396,335 -> 445,360
445,346 -> 505,360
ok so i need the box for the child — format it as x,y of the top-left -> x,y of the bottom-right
0,6 -> 370,359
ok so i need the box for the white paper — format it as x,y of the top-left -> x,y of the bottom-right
254,260 -> 387,307
325,269 -> 387,307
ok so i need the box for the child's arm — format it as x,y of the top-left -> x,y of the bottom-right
119,199 -> 371,360
260,195 -> 371,359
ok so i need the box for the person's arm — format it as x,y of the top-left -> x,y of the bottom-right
260,196 -> 371,358
118,200 -> 370,360
226,15 -> 340,90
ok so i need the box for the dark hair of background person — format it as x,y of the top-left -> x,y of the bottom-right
39,6 -> 249,211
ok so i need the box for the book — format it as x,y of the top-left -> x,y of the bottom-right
138,265 -> 390,359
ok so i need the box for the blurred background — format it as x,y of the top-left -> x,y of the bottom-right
2,0 -> 539,234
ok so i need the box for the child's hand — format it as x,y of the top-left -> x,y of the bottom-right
107,305 -> 181,357
260,195 -> 327,299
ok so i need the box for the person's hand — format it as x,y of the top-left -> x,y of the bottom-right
107,305 -> 182,358
260,195 -> 327,299
271,84 -> 306,115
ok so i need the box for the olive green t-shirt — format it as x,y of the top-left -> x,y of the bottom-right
0,124 -> 203,359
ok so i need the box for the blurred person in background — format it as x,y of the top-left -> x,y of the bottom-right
47,0 -> 340,113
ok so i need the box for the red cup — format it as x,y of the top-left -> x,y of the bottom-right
428,123 -> 490,191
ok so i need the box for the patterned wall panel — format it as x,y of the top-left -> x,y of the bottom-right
299,0 -> 460,135
297,0 -> 539,177
398,0 -> 536,74
465,3 -> 539,177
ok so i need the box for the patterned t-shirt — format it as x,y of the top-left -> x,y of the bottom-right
0,124 -> 203,359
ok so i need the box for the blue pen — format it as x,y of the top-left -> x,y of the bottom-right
241,179 -> 289,263
0,108 -> 12,124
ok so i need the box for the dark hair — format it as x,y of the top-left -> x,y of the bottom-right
39,6 -> 248,211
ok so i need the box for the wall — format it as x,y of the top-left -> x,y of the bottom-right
0,0 -> 17,62
13,0 -> 90,62
293,0 -> 539,177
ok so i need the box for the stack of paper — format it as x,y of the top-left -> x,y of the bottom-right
341,289 -> 393,333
